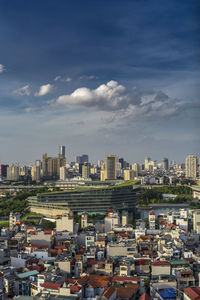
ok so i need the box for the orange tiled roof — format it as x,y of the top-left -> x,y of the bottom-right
41,282 -> 61,290
184,287 -> 200,300
116,287 -> 137,298
102,286 -> 116,299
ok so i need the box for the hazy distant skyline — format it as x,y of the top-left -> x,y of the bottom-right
0,0 -> 199,164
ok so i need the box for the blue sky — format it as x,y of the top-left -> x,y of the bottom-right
0,0 -> 199,164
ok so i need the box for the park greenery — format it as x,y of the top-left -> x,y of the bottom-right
0,187 -> 49,217
138,186 -> 192,206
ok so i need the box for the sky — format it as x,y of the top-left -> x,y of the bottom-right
0,0 -> 199,165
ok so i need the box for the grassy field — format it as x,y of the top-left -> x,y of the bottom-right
21,212 -> 43,220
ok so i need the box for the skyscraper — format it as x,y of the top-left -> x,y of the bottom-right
144,157 -> 151,170
76,154 -> 89,163
105,155 -> 117,180
162,157 -> 169,170
59,145 -> 66,158
186,155 -> 197,179
42,153 -> 66,179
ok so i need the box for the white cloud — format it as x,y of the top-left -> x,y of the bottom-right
13,85 -> 31,96
56,80 -> 183,120
57,80 -> 128,111
35,84 -> 54,96
0,64 -> 5,73
65,77 -> 71,82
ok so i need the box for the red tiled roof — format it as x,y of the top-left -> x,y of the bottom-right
87,259 -> 104,266
112,276 -> 139,283
27,258 -> 39,264
78,275 -> 89,285
28,265 -> 44,273
102,286 -> 116,299
41,282 -> 61,290
184,287 -> 200,300
140,293 -> 150,300
70,284 -> 81,292
116,286 -> 138,298
135,259 -> 150,266
152,261 -> 170,266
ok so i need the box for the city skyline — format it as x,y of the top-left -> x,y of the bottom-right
0,0 -> 199,163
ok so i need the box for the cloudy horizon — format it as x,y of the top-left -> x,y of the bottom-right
0,0 -> 199,164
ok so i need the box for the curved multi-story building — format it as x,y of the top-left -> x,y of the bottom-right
28,183 -> 140,217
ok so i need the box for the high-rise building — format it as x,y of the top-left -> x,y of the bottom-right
7,165 -> 19,181
144,157 -> 151,170
0,164 -> 8,178
76,154 -> 89,164
59,145 -> 66,158
123,169 -> 135,181
131,163 -> 139,177
82,164 -> 90,179
106,155 -> 117,180
186,155 -> 197,179
31,164 -> 41,181
162,157 -> 169,170
42,153 -> 66,179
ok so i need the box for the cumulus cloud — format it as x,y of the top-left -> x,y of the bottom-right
13,85 -> 31,96
0,64 -> 5,73
57,80 -> 128,111
56,80 -> 182,119
35,84 -> 54,96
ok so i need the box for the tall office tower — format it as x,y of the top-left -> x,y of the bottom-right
31,160 -> 42,181
76,154 -> 89,164
42,153 -> 66,179
31,164 -> 41,181
131,163 -> 139,177
144,157 -> 151,170
119,157 -> 128,169
0,164 -> 8,178
82,164 -> 90,179
105,155 -> 117,180
59,145 -> 66,158
35,160 -> 42,168
162,158 -> 169,170
19,166 -> 28,177
7,165 -> 20,181
60,166 -> 67,180
81,154 -> 89,163
186,155 -> 197,179
123,169 -> 135,181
